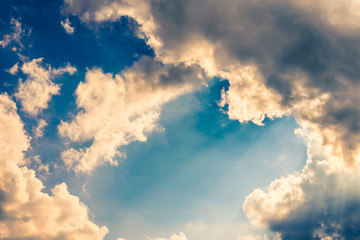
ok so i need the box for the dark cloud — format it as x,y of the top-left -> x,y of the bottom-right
134,1 -> 360,161
62,0 -> 360,239
0,189 -> 6,220
126,56 -> 206,86
270,197 -> 360,240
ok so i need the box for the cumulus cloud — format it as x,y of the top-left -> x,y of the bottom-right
61,18 -> 75,34
218,65 -> 287,126
62,0 -> 360,238
0,94 -> 108,239
15,58 -> 77,116
243,126 -> 360,239
58,56 -> 205,173
62,0 -> 360,165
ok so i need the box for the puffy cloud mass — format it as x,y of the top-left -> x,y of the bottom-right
62,0 -> 360,238
58,56 -> 205,173
63,0 -> 360,165
243,126 -> 360,239
0,94 -> 108,239
15,58 -> 77,116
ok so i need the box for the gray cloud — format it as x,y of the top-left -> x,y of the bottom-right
63,0 -> 360,238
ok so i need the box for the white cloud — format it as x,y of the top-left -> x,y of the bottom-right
58,57 -> 205,173
6,62 -> 19,75
0,18 -> 24,49
147,232 -> 188,240
0,93 -> 108,239
218,65 -> 287,126
61,18 -> 75,34
15,58 -> 76,116
32,119 -> 47,139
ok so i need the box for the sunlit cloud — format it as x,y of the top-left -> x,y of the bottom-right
58,56 -> 205,173
15,58 -> 76,116
1,0 -> 360,239
0,94 -> 107,240
61,18 -> 75,34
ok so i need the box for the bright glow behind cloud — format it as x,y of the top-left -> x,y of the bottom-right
62,0 -> 360,238
243,125 -> 360,239
1,0 -> 360,239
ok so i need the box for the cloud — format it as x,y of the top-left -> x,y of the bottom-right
32,119 -> 47,139
14,58 -> 77,116
62,0 -> 360,238
0,18 -> 24,50
147,232 -> 188,240
240,234 -> 278,240
6,62 -> 19,75
218,65 -> 287,126
30,155 -> 50,178
62,0 -> 360,165
0,94 -> 108,239
243,126 -> 360,239
58,56 -> 205,173
61,18 -> 75,34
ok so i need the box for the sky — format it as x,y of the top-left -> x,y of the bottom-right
1,0 -> 360,240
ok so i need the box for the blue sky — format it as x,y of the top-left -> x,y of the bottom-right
1,1 -> 360,240
81,82 -> 306,239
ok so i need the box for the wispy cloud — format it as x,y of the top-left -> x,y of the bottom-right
147,232 -> 188,240
0,18 -> 24,49
61,18 -> 75,34
32,119 -> 47,139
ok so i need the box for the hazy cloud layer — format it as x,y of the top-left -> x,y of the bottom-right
63,0 -> 360,238
0,94 -> 108,239
58,56 -> 205,173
